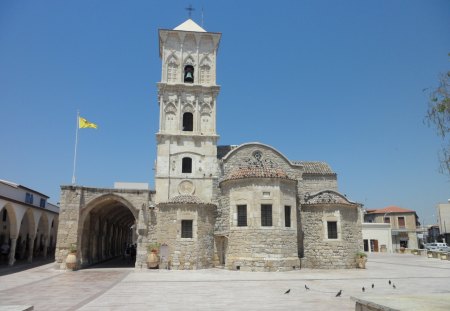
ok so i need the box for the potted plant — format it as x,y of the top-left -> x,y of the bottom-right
66,243 -> 77,271
147,242 -> 160,269
356,251 -> 367,269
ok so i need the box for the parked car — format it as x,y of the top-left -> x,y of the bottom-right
425,243 -> 450,252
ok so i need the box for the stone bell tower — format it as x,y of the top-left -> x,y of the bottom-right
155,19 -> 222,203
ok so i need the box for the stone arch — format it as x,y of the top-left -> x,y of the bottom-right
0,203 -> 19,242
17,208 -> 36,262
34,212 -> 49,259
78,194 -> 138,267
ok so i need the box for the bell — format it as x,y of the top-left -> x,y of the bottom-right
185,72 -> 193,79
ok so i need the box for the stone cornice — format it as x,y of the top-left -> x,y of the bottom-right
157,82 -> 221,95
60,185 -> 156,194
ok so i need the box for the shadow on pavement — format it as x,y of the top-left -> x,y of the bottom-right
0,257 -> 55,276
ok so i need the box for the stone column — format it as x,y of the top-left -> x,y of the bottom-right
8,237 -> 17,266
28,235 -> 36,263
43,236 -> 49,258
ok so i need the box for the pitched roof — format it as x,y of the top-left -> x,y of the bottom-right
366,206 -> 416,214
173,19 -> 206,32
292,161 -> 336,175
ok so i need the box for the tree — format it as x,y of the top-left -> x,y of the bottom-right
425,57 -> 450,176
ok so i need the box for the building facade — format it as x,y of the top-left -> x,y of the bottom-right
55,19 -> 363,271
0,179 -> 59,266
364,206 -> 420,251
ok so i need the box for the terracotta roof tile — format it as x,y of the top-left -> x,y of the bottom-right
223,167 -> 292,181
164,195 -> 205,204
366,206 -> 415,214
292,161 -> 336,175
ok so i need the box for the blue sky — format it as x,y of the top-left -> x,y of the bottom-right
1,0 -> 449,224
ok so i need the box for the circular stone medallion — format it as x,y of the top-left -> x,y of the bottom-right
178,180 -> 195,195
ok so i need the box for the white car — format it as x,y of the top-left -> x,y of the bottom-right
425,243 -> 450,252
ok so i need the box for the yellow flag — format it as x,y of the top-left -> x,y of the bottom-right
79,116 -> 98,129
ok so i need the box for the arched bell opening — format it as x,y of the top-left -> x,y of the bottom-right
184,65 -> 194,83
79,197 -> 137,268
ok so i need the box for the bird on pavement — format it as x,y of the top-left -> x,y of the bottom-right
284,289 -> 291,294
388,280 -> 391,285
393,284 -> 396,289
362,287 -> 365,292
371,283 -> 374,289
305,285 -> 310,291
336,290 -> 342,297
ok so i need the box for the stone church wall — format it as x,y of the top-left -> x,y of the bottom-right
299,176 -> 338,197
155,204 -> 215,269
226,228 -> 300,271
300,204 -> 362,269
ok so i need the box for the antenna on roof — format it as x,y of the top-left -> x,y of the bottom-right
185,4 -> 195,18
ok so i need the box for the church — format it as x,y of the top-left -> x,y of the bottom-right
55,19 -> 363,271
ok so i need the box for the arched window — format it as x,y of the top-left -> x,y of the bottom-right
184,65 -> 194,83
183,112 -> 193,131
182,157 -> 192,173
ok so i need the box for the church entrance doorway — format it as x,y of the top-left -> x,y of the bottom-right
79,196 -> 137,268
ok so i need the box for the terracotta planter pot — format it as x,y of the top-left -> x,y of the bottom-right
147,251 -> 159,269
66,253 -> 77,270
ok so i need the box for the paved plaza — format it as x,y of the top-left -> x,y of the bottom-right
1,253 -> 450,310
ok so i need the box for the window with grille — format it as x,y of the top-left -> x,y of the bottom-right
285,206 -> 291,227
261,204 -> 272,227
237,205 -> 247,227
384,217 -> 390,223
327,221 -> 338,239
181,220 -> 193,238
182,157 -> 192,173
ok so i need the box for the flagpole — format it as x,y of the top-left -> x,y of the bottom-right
72,110 -> 79,185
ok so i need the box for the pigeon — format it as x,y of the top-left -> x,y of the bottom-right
371,283 -> 374,289
389,280 -> 391,285
284,289 -> 291,294
305,285 -> 310,291
393,284 -> 396,289
336,290 -> 342,297
362,287 -> 365,292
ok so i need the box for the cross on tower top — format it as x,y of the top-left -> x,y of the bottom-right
185,4 -> 195,18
